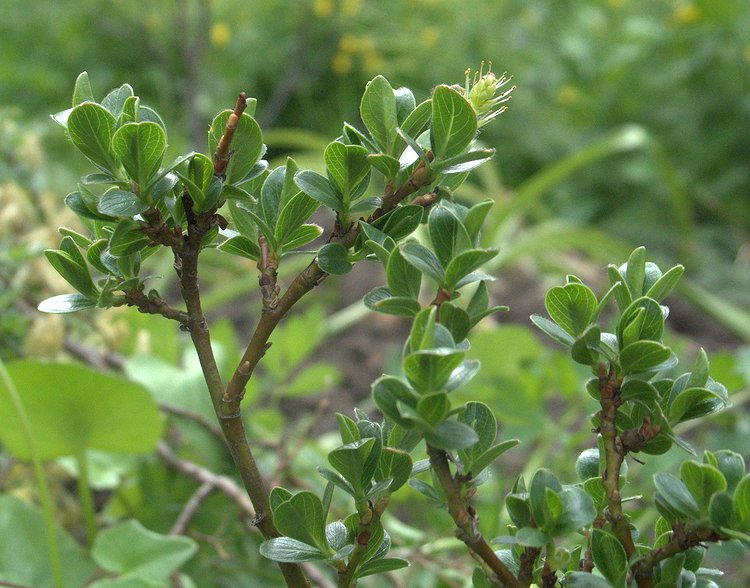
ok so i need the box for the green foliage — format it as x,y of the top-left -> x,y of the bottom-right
6,57 -> 744,588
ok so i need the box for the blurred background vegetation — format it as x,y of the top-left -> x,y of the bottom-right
1,0 -> 749,585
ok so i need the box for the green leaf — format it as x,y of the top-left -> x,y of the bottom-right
101,84 -> 134,118
621,247 -> 646,298
733,474 -> 750,523
37,293 -> 96,314
458,401 -> 496,464
270,487 -> 294,512
425,420 -> 479,450
318,243 -> 352,275
431,148 -> 495,174
282,224 -> 323,251
386,247 -> 421,298
276,192 -> 319,247
92,520 -> 195,580
714,450 -> 745,493
294,170 -> 342,211
530,314 -> 575,346
67,102 -> 118,172
552,487 -> 597,535
324,141 -> 371,208
372,375 -> 418,427
72,71 -> 94,106
438,303 -> 471,342
336,414 -> 360,445
430,85 -> 477,159
545,283 -> 598,337
371,204 -> 423,241
590,529 -> 627,588
394,86 -> 416,123
618,297 -> 664,348
109,220 -> 150,257
571,324 -> 602,366
259,537 -> 327,563
654,472 -> 701,522
428,203 -> 471,267
607,265 -> 633,312
399,99 -> 432,144
218,235 -> 260,261
709,492 -> 735,531
565,572 -> 614,588
44,248 -> 98,299
646,264 -> 684,302
378,448 -> 412,493
529,469 -> 563,529
680,461 -> 727,514
619,341 -> 672,375
208,111 -> 264,183
0,495 -> 96,587
686,348 -> 710,389
463,200 -> 494,244
364,286 -> 422,317
360,75 -> 398,153
317,467 -> 356,497
400,242 -> 445,284
0,361 -> 162,459
669,386 -> 729,424
355,557 -> 409,579
511,526 -> 550,548
329,438 -> 376,498
273,492 -> 328,552
469,440 -> 520,477
403,348 -> 465,393
97,190 -> 149,218
112,122 -> 166,189
417,392 -> 449,425
368,153 -> 400,179
620,379 -> 660,404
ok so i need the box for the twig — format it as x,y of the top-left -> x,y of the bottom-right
156,440 -> 256,518
170,481 -> 214,535
213,92 -> 248,177
426,445 -> 523,588
631,524 -> 723,587
223,156 -> 436,407
258,235 -> 280,310
338,498 -> 389,588
596,363 -> 636,559
518,547 -> 540,585
123,287 -> 188,325
159,404 -> 226,444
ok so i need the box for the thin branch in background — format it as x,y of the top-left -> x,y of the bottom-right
156,440 -> 256,519
271,397 -> 330,487
170,480 -> 214,535
159,404 -> 226,445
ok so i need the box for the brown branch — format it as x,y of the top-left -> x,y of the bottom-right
213,92 -> 248,177
223,156 -> 436,407
338,498 -> 389,588
170,480 -> 214,535
427,445 -> 523,588
518,547 -> 540,585
632,525 -> 724,587
157,440 -> 256,518
123,287 -> 188,325
258,235 -> 280,310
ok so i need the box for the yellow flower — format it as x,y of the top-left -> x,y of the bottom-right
363,50 -> 384,75
342,0 -> 361,17
419,26 -> 440,49
339,34 -> 360,53
331,52 -> 353,75
556,84 -> 580,106
210,22 -> 231,48
673,3 -> 700,25
313,0 -> 333,18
